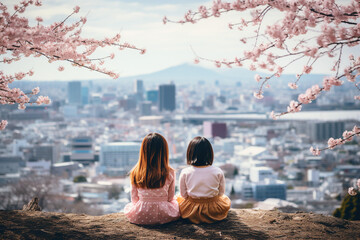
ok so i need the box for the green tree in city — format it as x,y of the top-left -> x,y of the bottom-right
333,194 -> 360,221
108,185 -> 122,200
73,175 -> 87,183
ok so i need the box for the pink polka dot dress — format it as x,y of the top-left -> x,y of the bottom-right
124,170 -> 180,225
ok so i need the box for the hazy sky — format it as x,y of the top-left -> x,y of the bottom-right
1,0 -> 357,81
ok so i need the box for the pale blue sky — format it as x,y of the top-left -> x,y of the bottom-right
1,0 -> 357,80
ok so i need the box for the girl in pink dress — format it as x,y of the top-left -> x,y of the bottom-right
124,133 -> 180,225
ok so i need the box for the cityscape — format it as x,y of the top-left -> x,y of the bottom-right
0,63 -> 359,216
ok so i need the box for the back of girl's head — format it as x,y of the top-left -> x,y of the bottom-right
186,136 -> 214,167
130,133 -> 170,188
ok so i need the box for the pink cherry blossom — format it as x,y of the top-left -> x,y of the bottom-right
163,16 -> 168,24
310,147 -> 321,156
0,120 -> 8,130
270,111 -> 277,120
287,100 -> 302,113
327,138 -> 344,149
348,187 -> 357,196
288,83 -> 298,89
73,6 -> 80,13
32,87 -> 40,95
254,74 -> 261,82
353,126 -> 360,136
249,64 -> 256,71
253,91 -> 263,99
18,103 -> 26,110
0,1 -> 145,127
36,96 -> 51,105
303,66 -> 312,74
169,0 -> 360,118
170,1 -> 360,153
342,130 -> 354,141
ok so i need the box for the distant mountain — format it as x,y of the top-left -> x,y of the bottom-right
116,63 -> 326,90
117,63 -> 235,86
17,63 -> 345,92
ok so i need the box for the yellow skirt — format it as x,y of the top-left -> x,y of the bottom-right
177,195 -> 231,224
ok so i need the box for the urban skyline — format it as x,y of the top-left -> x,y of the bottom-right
1,69 -> 359,215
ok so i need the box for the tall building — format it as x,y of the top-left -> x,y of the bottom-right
135,79 -> 144,102
81,87 -> 89,105
159,84 -> 176,112
100,142 -> 141,175
68,81 -> 82,105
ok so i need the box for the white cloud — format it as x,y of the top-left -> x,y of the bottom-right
1,0 -> 358,81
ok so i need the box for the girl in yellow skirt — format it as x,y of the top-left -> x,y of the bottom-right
177,136 -> 231,224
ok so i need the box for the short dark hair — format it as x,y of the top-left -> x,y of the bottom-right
186,136 -> 214,166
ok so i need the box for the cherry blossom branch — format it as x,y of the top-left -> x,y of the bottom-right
52,6 -> 79,31
0,1 -> 145,130
170,0 -> 360,110
335,45 -> 343,78
310,126 -> 360,156
270,63 -> 359,120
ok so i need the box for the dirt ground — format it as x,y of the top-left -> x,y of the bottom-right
1,209 -> 360,239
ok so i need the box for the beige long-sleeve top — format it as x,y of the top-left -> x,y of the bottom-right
179,165 -> 226,199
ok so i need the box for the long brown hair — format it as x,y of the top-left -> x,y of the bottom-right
130,133 -> 171,188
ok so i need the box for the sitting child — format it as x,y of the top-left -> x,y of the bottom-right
177,136 -> 231,224
124,133 -> 180,225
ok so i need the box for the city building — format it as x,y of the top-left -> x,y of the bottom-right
100,142 -> 141,175
250,167 -> 276,183
139,116 -> 163,125
52,162 -> 83,178
203,122 -> 227,138
307,169 -> 320,187
0,156 -> 23,175
25,160 -> 51,176
63,105 -> 78,118
12,139 -> 29,157
159,84 -> 176,112
31,144 -> 60,163
147,90 -> 158,104
81,87 -> 89,105
119,95 -> 137,111
335,165 -> 360,178
68,81 -> 82,105
140,101 -> 152,116
252,180 -> 287,201
296,121 -> 345,141
8,111 -> 49,121
70,137 -> 95,165
135,79 -> 144,102
102,93 -> 116,103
